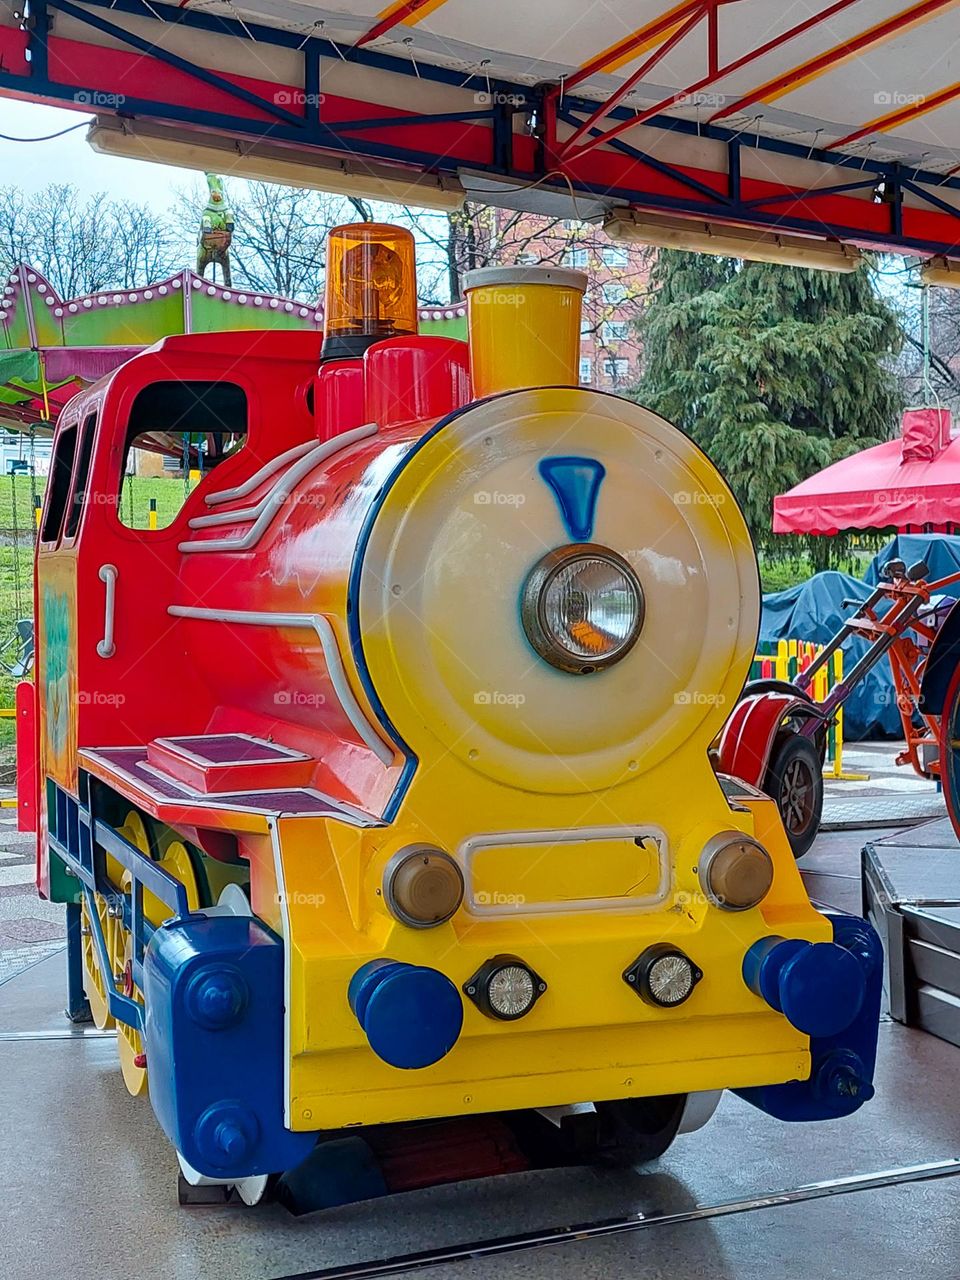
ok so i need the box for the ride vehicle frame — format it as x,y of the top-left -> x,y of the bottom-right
23,223 -> 883,1208
719,560 -> 960,858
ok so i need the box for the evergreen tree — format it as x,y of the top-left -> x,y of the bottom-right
635,251 -> 903,560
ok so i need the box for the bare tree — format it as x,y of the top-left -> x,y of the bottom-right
0,182 -> 182,296
876,256 -> 960,413
111,200 -> 182,288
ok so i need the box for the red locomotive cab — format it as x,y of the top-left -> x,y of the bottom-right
33,334 -> 323,882
35,242 -> 474,898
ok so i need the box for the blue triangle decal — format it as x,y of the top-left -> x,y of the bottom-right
538,456 -> 606,541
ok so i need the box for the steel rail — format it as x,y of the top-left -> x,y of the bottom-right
269,1158 -> 960,1280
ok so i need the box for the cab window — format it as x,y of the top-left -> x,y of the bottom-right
63,411 -> 98,540
40,420 -> 78,543
118,380 -> 247,530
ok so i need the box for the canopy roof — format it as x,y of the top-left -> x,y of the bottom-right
1,0 -> 959,257
774,408 -> 960,535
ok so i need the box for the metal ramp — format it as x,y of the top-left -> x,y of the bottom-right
862,818 -> 960,1050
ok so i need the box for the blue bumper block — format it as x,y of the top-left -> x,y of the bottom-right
736,914 -> 883,1122
143,913 -> 318,1179
349,959 -> 463,1069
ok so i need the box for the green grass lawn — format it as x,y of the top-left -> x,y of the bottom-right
119,473 -> 199,529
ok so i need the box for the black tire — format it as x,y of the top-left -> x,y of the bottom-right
591,1094 -> 687,1167
742,677 -> 809,701
766,731 -> 824,859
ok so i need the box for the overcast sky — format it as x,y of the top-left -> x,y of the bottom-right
1,100 -> 202,206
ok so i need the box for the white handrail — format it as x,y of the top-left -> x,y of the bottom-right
179,423 -> 378,554
97,564 -> 118,658
204,440 -> 315,506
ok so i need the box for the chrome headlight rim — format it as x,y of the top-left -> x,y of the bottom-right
520,542 -> 645,675
623,943 -> 702,1008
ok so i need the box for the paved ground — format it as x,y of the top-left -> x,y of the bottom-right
0,788 -> 64,983
822,740 -> 945,829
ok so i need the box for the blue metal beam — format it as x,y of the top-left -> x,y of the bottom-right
562,89 -> 960,201
739,177 -> 879,212
48,0 -> 305,127
558,105 -> 734,207
332,109 -> 498,133
58,0 -> 960,197
5,0 -> 959,253
900,177 -> 960,223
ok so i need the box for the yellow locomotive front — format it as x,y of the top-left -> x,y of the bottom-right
43,226 -> 881,1205
238,257 -> 880,1148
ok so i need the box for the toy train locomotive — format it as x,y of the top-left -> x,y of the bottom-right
25,223 -> 883,1209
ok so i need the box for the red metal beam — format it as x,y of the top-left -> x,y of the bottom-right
828,80 -> 960,150
555,0 -> 708,98
710,0 -> 960,123
354,0 -> 446,50
558,7 -> 707,158
560,0 -> 864,164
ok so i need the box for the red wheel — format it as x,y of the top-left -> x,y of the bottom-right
938,660 -> 960,843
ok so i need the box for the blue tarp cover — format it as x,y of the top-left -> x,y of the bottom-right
760,571 -> 899,740
863,534 -> 960,594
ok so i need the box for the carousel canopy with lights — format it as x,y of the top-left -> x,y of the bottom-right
0,1 -> 959,264
0,264 -> 466,430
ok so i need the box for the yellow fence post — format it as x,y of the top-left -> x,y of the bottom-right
752,640 -> 870,783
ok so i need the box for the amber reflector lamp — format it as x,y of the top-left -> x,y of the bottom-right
321,222 -> 418,361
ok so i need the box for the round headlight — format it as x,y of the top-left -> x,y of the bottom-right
464,954 -> 546,1021
521,544 -> 644,674
383,845 -> 464,928
624,944 -> 702,1008
698,832 -> 774,911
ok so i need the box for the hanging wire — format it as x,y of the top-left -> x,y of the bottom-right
402,37 -> 422,79
28,419 -> 37,547
0,120 -> 91,143
296,19 -> 324,51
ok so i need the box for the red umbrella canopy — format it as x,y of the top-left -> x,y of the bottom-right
774,409 -> 960,536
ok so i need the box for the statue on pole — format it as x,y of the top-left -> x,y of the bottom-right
197,173 -> 234,286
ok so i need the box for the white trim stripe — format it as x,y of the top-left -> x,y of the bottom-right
167,606 -> 395,766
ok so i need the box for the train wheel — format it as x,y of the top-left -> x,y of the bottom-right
592,1095 -> 687,1167
115,812 -> 152,1096
116,913 -> 148,1097
113,813 -> 202,1097
766,732 -> 824,860
80,893 -> 118,1031
939,661 -> 960,843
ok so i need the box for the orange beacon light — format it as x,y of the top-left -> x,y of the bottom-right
321,223 -> 419,361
